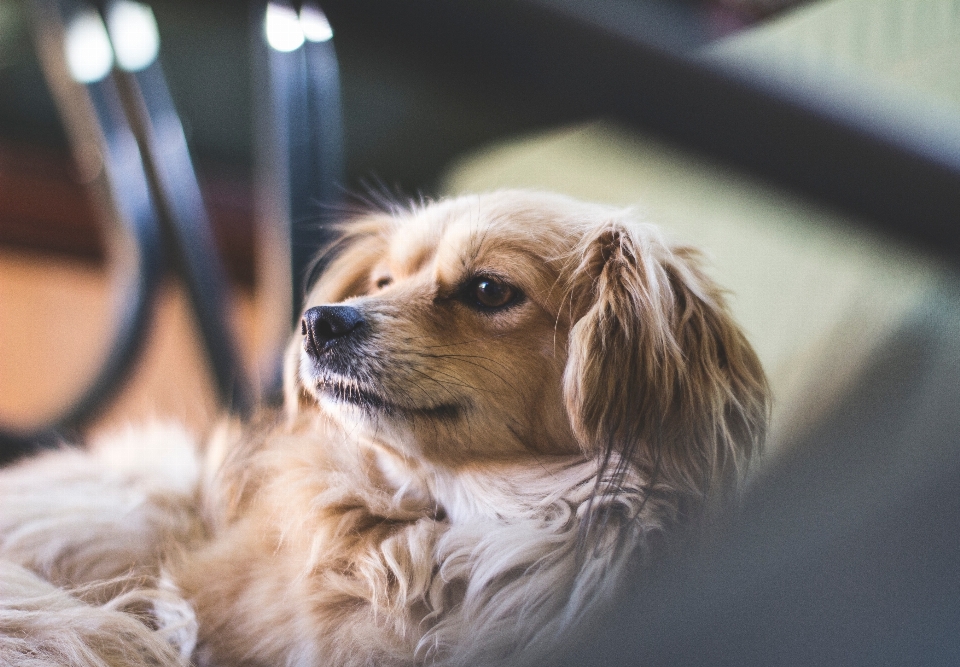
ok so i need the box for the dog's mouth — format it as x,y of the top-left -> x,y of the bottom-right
310,371 -> 464,421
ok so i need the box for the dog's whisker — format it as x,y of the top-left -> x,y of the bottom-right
415,353 -> 524,398
404,368 -> 473,406
400,362 -> 485,395
417,332 -> 516,350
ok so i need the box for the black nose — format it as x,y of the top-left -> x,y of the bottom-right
301,305 -> 365,357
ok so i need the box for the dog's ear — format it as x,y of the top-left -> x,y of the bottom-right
563,217 -> 769,512
283,213 -> 393,415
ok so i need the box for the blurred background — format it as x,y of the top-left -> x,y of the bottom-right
2,0 -> 960,663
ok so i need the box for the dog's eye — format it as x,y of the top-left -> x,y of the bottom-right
375,276 -> 392,290
465,276 -> 518,311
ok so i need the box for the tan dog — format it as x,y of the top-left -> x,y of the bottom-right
0,191 -> 768,667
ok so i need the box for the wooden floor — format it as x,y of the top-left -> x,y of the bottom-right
0,247 -> 264,440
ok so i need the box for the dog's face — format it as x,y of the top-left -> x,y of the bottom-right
286,191 -> 769,500
287,193 -> 584,466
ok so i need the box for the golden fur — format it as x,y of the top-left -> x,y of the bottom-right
0,190 -> 768,666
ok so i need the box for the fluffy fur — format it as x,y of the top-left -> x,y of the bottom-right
0,191 -> 768,666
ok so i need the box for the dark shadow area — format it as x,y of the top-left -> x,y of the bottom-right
563,279 -> 960,665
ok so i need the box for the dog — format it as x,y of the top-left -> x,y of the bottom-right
0,190 -> 769,667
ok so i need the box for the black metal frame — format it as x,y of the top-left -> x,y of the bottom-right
251,0 -> 344,394
0,0 -> 344,462
0,0 -> 165,459
115,40 -> 253,415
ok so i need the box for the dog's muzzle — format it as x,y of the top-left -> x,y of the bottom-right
301,305 -> 365,358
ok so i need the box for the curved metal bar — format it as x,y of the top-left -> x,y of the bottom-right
297,0 -> 344,314
252,0 -> 345,393
0,0 -> 163,462
58,67 -> 165,430
1,0 -> 345,460
107,0 -> 253,414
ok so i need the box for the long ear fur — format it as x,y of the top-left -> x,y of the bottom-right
282,213 -> 394,415
563,216 -> 769,524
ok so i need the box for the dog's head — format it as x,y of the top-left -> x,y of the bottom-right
285,191 -> 768,509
